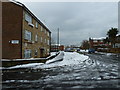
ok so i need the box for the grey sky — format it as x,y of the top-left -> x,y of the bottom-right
20,2 -> 118,46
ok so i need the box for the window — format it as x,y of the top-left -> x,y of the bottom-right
24,49 -> 31,58
24,30 -> 32,41
35,49 -> 38,56
41,37 -> 43,42
47,40 -> 49,45
93,40 -> 97,43
25,13 -> 32,23
36,22 -> 38,28
44,47 -> 46,54
47,32 -> 49,37
41,26 -> 43,32
35,35 -> 38,42
47,49 -> 50,54
45,38 -> 46,43
45,29 -> 46,34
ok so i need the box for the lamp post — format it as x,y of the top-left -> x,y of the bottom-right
57,28 -> 59,48
56,28 -> 59,53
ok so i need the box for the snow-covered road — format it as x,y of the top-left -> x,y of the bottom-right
2,52 -> 120,89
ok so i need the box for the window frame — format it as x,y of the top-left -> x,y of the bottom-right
24,49 -> 32,58
25,13 -> 32,24
24,30 -> 32,41
36,22 -> 38,28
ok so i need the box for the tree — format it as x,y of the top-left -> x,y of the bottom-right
107,27 -> 119,47
81,40 -> 90,50
103,37 -> 110,44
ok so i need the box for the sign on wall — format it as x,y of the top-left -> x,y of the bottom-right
11,40 -> 19,44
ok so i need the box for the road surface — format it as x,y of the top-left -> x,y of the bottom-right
2,52 -> 120,89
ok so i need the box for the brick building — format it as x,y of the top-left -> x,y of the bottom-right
1,0 -> 51,59
89,37 -> 111,50
114,34 -> 120,48
51,44 -> 64,52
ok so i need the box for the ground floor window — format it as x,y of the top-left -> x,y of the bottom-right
35,49 -> 38,56
47,49 -> 50,55
24,49 -> 32,58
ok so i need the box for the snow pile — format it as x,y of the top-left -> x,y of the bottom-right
8,63 -> 44,69
80,50 -> 88,53
35,52 -> 89,69
46,51 -> 64,64
50,52 -> 57,56
7,52 -> 89,69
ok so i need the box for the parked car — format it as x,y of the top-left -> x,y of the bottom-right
88,48 -> 95,53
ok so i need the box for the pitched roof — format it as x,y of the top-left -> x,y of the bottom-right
9,0 -> 51,33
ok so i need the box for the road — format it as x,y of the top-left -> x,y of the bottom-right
2,52 -> 120,89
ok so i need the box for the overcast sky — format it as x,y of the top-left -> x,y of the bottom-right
18,1 -> 118,46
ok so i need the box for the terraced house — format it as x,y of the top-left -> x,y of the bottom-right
2,0 -> 51,59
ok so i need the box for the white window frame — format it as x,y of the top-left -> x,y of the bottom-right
24,30 -> 32,41
41,37 -> 43,42
41,26 -> 43,32
47,40 -> 49,45
25,13 -> 32,23
36,22 -> 38,28
45,38 -> 46,43
47,32 -> 49,37
45,29 -> 46,34
35,35 -> 38,42
35,49 -> 38,56
47,49 -> 50,54
24,49 -> 32,58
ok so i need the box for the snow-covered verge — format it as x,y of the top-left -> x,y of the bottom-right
95,51 -> 117,56
7,63 -> 44,69
79,50 -> 88,53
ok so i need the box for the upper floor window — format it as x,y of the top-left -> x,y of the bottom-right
47,32 -> 50,37
36,22 -> 38,28
24,30 -> 32,41
35,35 -> 38,42
45,29 -> 46,34
47,40 -> 50,45
41,37 -> 43,42
25,13 -> 32,23
45,38 -> 46,43
41,26 -> 43,32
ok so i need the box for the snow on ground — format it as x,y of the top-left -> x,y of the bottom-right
2,52 -> 57,61
8,63 -> 44,69
46,51 -> 64,64
50,52 -> 57,56
79,50 -> 88,53
35,52 -> 89,69
6,52 -> 89,69
96,52 -> 116,56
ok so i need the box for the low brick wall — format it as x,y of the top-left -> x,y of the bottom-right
97,48 -> 120,53
108,48 -> 120,53
2,53 -> 59,67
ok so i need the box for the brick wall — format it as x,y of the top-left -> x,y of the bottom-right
2,2 -> 23,59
